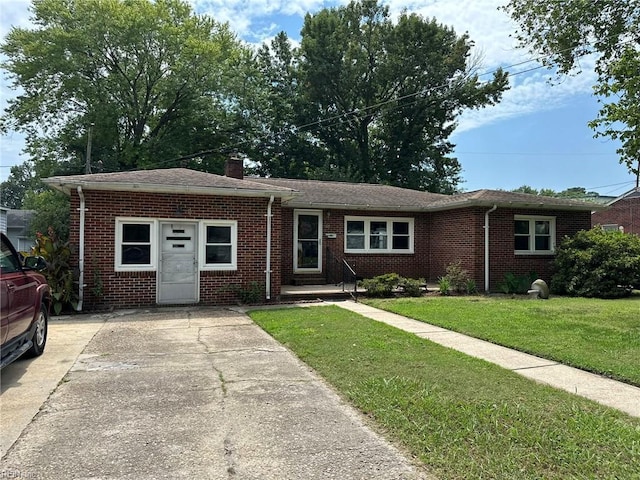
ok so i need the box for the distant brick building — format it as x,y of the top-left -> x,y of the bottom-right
592,187 -> 640,235
45,164 -> 599,310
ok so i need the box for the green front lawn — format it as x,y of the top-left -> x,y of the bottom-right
249,306 -> 640,480
363,295 -> 640,386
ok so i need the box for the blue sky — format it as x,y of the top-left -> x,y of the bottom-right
0,0 -> 636,196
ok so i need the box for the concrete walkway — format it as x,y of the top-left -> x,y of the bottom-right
327,301 -> 640,418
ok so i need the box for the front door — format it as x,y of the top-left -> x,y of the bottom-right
294,210 -> 322,273
158,223 -> 198,304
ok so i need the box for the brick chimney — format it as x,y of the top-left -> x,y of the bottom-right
225,154 -> 244,179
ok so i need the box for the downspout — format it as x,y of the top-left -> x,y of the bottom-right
484,205 -> 497,293
76,186 -> 86,311
265,195 -> 274,300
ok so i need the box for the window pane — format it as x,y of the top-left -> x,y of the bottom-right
207,226 -> 231,244
514,236 -> 529,251
347,235 -> 365,249
535,221 -> 550,235
370,221 -> 387,235
123,224 -> 150,243
393,222 -> 409,235
392,236 -> 409,249
514,220 -> 529,235
206,245 -> 231,264
347,221 -> 364,234
298,215 -> 318,239
370,235 -> 387,249
122,245 -> 151,264
535,236 -> 550,251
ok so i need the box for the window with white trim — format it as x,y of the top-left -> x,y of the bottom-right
115,219 -> 157,271
345,216 -> 414,253
200,221 -> 237,270
514,216 -> 556,254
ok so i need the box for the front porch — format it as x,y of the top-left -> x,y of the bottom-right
279,283 -> 358,302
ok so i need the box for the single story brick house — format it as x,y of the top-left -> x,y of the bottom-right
591,187 -> 640,235
45,161 -> 602,310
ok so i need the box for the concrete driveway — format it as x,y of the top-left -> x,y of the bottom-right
0,308 -> 429,479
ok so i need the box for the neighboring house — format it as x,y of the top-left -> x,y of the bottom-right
44,161 -> 601,310
0,206 -> 7,235
6,209 -> 36,251
591,187 -> 640,235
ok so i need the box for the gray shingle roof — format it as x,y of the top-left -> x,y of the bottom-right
45,168 -> 296,198
44,168 -> 604,211
251,177 -> 448,211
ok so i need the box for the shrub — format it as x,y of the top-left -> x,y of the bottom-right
498,272 -> 538,295
400,277 -> 425,297
31,227 -> 78,314
444,260 -> 468,292
551,227 -> 640,298
361,273 -> 401,298
465,278 -> 478,295
438,276 -> 451,296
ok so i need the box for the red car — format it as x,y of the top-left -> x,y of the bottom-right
1,232 -> 51,369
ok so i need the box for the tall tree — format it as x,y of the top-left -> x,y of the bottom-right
0,0 -> 249,179
295,0 -> 508,193
503,0 -> 640,179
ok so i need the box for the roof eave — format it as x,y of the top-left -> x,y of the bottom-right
425,199 -> 606,212
282,200 -> 427,212
44,178 -> 297,200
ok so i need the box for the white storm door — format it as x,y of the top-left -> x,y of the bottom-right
294,210 -> 322,273
158,223 -> 198,304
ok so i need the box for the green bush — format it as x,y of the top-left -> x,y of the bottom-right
438,276 -> 451,296
399,277 -> 425,297
31,227 -> 78,314
551,227 -> 640,298
443,260 -> 470,293
498,272 -> 538,295
361,273 -> 425,298
361,273 -> 401,298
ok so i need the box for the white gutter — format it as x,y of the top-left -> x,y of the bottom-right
76,186 -> 86,311
484,205 -> 497,293
265,195 -> 274,300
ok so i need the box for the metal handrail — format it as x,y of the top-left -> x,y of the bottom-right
342,259 -> 358,301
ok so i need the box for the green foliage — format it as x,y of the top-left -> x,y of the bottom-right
498,272 -> 538,295
437,276 -> 451,296
465,278 -> 478,295
31,228 -> 78,314
437,260 -> 476,295
23,188 -> 70,242
361,273 -> 401,298
399,277 -> 425,297
502,0 -> 640,178
252,0 -> 508,193
0,0 -> 249,185
232,281 -> 263,304
511,185 -> 601,200
361,273 -> 424,298
551,227 -> 640,298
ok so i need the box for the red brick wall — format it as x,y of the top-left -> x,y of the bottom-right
592,196 -> 640,235
429,208 -> 485,287
69,190 -> 281,309
280,208 -> 431,284
429,207 -> 592,291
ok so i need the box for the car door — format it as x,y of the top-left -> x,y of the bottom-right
0,234 -> 37,344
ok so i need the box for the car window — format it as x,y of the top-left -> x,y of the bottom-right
0,237 -> 21,274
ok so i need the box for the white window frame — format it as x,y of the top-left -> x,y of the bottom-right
514,215 -> 556,255
115,218 -> 158,271
199,220 -> 237,271
344,216 -> 414,254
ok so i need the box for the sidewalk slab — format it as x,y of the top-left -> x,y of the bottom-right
328,301 -> 640,418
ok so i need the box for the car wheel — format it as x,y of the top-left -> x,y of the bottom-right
24,303 -> 48,358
